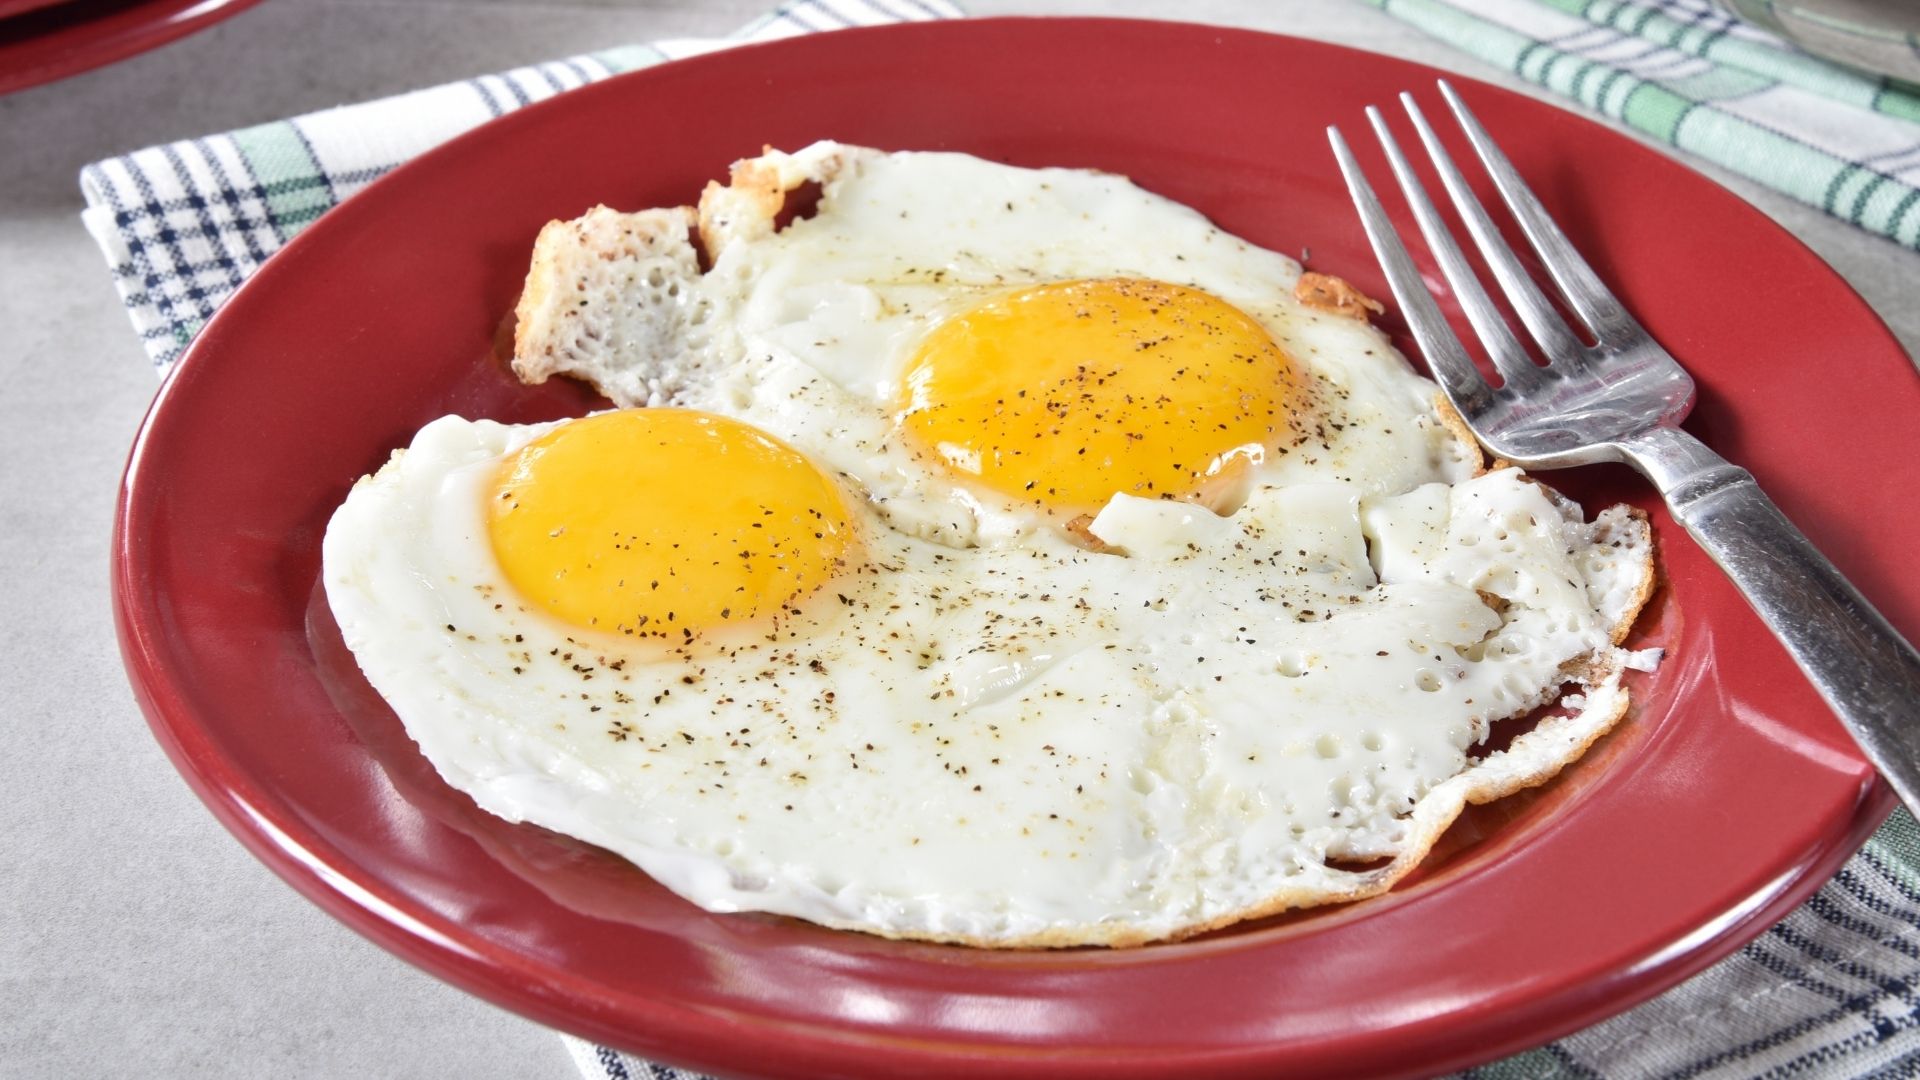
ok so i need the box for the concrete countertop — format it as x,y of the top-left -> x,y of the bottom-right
3,1 -> 1914,1076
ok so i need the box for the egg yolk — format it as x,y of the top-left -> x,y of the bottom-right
894,279 -> 1302,517
487,409 -> 855,640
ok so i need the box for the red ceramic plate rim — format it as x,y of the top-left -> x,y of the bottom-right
0,0 -> 263,95
112,18 -> 1917,1079
0,0 -> 70,21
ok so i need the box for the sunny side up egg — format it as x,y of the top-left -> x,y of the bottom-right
321,143 -> 1657,947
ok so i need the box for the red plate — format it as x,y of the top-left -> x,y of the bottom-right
0,0 -> 68,21
0,0 -> 262,95
113,18 -> 1919,1079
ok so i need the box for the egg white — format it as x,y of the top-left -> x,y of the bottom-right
324,419 -> 1648,946
515,143 -> 1479,546
323,144 -> 1658,947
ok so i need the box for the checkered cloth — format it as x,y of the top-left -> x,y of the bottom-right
78,0 -> 962,373
78,1 -> 1920,1078
1368,0 -> 1920,251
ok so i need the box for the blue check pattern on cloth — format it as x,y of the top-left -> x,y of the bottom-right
79,1 -> 1920,1077
78,0 -> 964,372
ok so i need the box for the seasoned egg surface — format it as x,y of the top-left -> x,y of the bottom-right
323,144 -> 1657,947
512,142 -> 1479,546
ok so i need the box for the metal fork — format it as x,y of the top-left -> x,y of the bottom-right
1329,81 -> 1920,814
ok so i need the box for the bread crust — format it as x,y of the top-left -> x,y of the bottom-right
695,143 -> 852,265
696,159 -> 785,267
1431,392 -> 1487,475
510,203 -> 701,397
1295,270 -> 1385,320
1603,507 -> 1658,645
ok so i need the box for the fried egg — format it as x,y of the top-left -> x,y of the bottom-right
322,143 -> 1656,947
512,143 -> 1478,546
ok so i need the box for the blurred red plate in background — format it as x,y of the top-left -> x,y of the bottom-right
0,0 -> 262,95
0,0 -> 68,20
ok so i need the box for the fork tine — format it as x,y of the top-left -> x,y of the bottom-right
1396,92 -> 1588,371
1327,125 -> 1496,417
1363,105 -> 1547,393
1435,80 -> 1642,347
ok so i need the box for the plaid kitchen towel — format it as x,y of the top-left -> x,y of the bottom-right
1368,0 -> 1920,251
78,0 -> 962,373
79,2 -> 1920,1078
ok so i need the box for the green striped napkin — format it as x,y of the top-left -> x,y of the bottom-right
78,2 -> 1920,1078
1369,0 -> 1920,249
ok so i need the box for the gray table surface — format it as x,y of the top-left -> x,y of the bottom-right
3,1 -> 1915,1077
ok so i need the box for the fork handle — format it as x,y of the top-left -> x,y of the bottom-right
1625,426 -> 1920,812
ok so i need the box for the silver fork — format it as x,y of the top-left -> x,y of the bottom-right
1329,81 -> 1920,814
